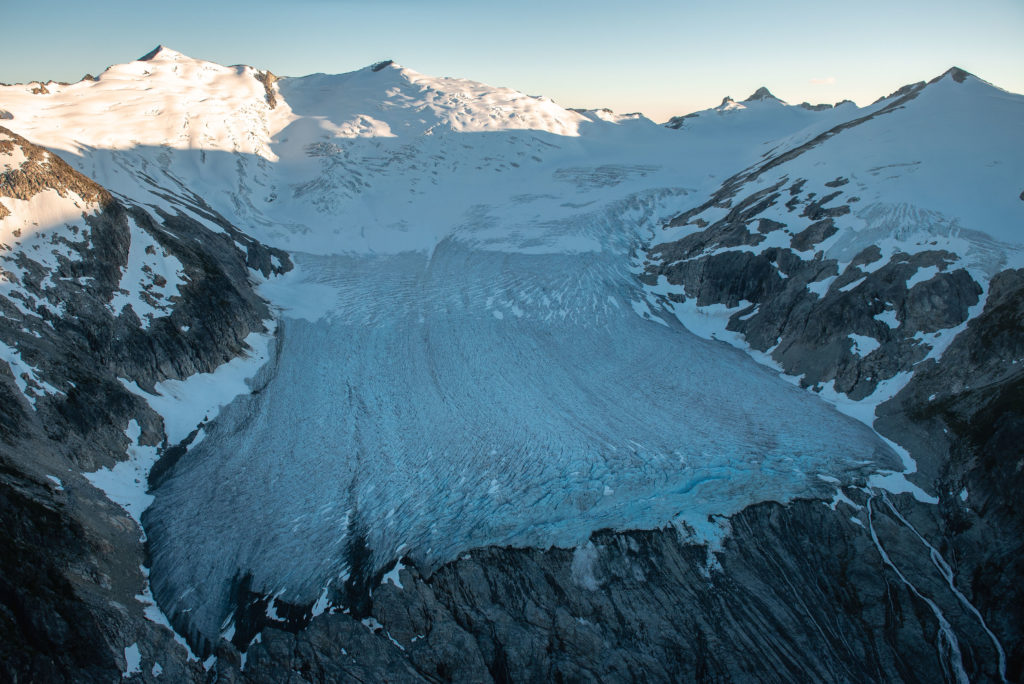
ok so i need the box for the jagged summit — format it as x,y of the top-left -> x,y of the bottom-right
872,66 -> 991,105
799,101 -> 833,111
931,66 -> 973,84
137,45 -> 190,62
744,86 -> 781,102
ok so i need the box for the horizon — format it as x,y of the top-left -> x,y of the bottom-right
1,44 -> 1013,125
1,1 -> 1022,122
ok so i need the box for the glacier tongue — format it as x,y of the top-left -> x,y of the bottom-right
144,206 -> 898,645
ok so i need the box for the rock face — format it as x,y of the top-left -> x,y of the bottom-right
635,71 -> 1022,682
201,495 -> 1003,683
0,127 -> 289,682
875,268 -> 1024,678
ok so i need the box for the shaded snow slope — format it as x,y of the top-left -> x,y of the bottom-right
654,69 -> 1024,293
664,89 -> 865,172
765,71 -> 1024,258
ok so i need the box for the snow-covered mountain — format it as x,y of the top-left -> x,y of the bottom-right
1,49 -> 1021,682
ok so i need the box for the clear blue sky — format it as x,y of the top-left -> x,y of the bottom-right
2,0 -> 1022,122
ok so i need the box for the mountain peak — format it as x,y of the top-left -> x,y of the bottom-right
744,86 -> 780,102
138,45 -> 183,62
930,66 -> 973,85
872,66 -> 983,106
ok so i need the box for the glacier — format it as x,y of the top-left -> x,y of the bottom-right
143,188 -> 899,644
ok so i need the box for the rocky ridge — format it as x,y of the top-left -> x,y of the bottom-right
639,68 -> 1023,680
0,126 -> 290,682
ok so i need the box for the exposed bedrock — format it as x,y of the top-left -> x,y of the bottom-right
875,268 -> 1024,680
213,495 -> 1003,683
637,167 -> 1022,681
0,133 -> 290,682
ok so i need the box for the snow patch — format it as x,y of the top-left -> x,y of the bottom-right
84,419 -> 160,524
0,340 -> 62,407
122,643 -> 142,678
629,297 -> 667,326
838,276 -> 866,292
867,471 -> 938,505
119,321 -> 276,445
0,190 -> 91,269
906,265 -> 940,290
109,217 -> 187,328
571,542 -> 601,591
848,333 -> 881,357
0,142 -> 27,172
807,276 -> 837,298
310,581 -> 332,617
265,590 -> 286,621
135,564 -> 201,663
382,559 -> 405,590
874,308 -> 900,329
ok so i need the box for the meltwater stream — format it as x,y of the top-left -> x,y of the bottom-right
145,228 -> 899,648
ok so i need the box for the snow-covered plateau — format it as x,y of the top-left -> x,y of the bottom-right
1,47 -> 1022,681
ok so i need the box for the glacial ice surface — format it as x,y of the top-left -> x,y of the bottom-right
145,209 -> 898,645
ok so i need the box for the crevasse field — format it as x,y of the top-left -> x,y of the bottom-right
141,176 -> 898,644
145,225 -> 895,643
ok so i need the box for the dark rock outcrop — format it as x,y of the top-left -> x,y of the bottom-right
202,494 -> 1003,683
253,71 -> 279,109
875,268 -> 1024,679
745,86 -> 780,102
0,131 -> 290,682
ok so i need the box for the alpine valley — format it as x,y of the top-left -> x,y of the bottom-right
0,47 -> 1021,683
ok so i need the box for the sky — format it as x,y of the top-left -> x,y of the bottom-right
1,0 -> 1022,122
